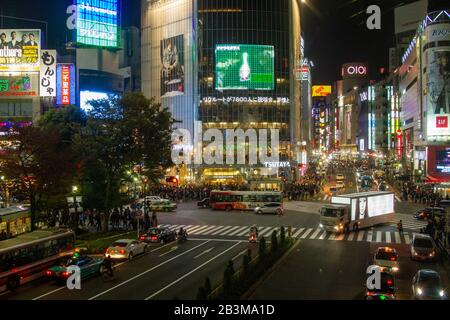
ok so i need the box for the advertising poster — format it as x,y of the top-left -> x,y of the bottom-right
312,85 -> 332,97
0,29 -> 41,72
40,50 -> 57,97
215,44 -> 274,91
160,35 -> 184,97
0,74 -> 38,98
426,48 -> 450,138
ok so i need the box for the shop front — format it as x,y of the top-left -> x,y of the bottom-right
200,168 -> 246,186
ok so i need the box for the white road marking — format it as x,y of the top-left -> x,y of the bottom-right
259,227 -> 275,237
292,228 -> 305,238
394,232 -> 401,244
335,233 -> 345,241
309,229 -> 322,239
195,225 -> 217,235
88,241 -> 210,300
366,231 -> 373,242
328,233 -> 336,240
202,226 -> 225,235
144,242 -> 242,300
228,226 -> 248,236
150,242 -> 175,252
188,225 -> 211,234
357,231 -> 365,241
346,232 -> 355,241
193,247 -> 215,259
159,246 -> 178,257
300,228 -> 314,239
232,249 -> 248,261
404,234 -> 411,245
32,286 -> 66,300
211,226 -> 233,235
318,230 -> 327,240
220,226 -> 241,236
385,232 -> 391,243
376,232 -> 382,243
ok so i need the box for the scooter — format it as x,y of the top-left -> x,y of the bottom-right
248,233 -> 257,243
178,231 -> 188,243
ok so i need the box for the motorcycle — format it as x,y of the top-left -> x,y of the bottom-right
178,231 -> 188,243
248,232 -> 257,243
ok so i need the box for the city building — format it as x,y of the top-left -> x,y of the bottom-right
119,26 -> 141,93
398,9 -> 449,188
142,0 -> 303,189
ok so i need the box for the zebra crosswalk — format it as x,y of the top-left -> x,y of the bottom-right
159,224 -> 414,245
390,213 -> 427,231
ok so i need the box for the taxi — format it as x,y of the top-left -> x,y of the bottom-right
373,247 -> 399,273
45,252 -> 104,282
148,199 -> 177,212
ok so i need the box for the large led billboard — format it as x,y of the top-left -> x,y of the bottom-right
0,30 -> 41,72
75,0 -> 121,48
312,85 -> 332,97
215,44 -> 274,91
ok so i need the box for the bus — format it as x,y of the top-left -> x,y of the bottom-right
0,228 -> 75,292
209,190 -> 283,211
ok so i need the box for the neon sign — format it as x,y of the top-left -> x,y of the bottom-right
56,64 -> 76,106
0,76 -> 37,97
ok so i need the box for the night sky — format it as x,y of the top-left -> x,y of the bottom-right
0,0 -> 435,84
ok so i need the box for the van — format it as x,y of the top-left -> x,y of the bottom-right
410,233 -> 437,262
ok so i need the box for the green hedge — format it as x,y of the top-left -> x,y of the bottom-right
202,226 -> 294,300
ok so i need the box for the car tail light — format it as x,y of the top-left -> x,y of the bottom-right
140,236 -> 145,240
45,270 -> 53,276
151,236 -> 157,241
62,271 -> 69,278
387,279 -> 393,286
390,256 -> 397,261
366,291 -> 373,296
120,250 -> 126,254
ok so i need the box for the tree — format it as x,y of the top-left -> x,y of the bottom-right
1,125 -> 77,230
74,93 -> 174,231
280,226 -> 286,245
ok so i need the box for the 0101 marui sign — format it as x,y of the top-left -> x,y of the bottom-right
74,0 -> 121,48
0,30 -> 41,72
56,64 -> 76,106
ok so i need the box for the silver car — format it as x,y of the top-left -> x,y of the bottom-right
410,233 -> 437,262
254,203 -> 284,215
105,239 -> 148,260
412,269 -> 446,300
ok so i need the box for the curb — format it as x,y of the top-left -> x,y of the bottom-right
240,237 -> 301,300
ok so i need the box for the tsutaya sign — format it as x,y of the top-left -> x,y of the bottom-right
264,161 -> 291,168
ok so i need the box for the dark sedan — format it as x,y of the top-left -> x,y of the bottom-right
140,227 -> 177,244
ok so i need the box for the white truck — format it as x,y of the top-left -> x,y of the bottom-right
319,191 -> 395,233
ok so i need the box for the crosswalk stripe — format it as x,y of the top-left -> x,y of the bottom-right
395,232 -> 401,243
237,227 -> 252,237
211,226 -> 233,235
385,232 -> 391,243
357,231 -> 365,241
168,225 -> 182,231
366,231 -> 373,242
300,228 -> 314,239
204,226 -> 223,235
404,234 -> 411,245
292,228 -> 305,238
186,225 -> 203,233
259,227 -> 276,237
189,225 -> 211,234
221,226 -> 241,236
346,232 -> 355,241
318,230 -> 327,240
228,226 -> 248,236
197,226 -> 216,234
310,229 -> 322,239
328,233 -> 336,240
376,232 -> 382,243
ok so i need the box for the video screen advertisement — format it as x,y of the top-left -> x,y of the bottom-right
215,44 -> 274,91
160,35 -> 185,97
0,29 -> 41,72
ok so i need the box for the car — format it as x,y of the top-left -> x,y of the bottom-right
197,198 -> 210,208
45,254 -> 104,283
145,196 -> 162,202
373,247 -> 399,273
412,269 -> 447,300
410,233 -> 437,261
414,207 -> 446,221
365,270 -> 396,300
148,200 -> 177,212
336,174 -> 345,181
254,202 -> 284,215
140,227 -> 177,244
105,239 -> 148,260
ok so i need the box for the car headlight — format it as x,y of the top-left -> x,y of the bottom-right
391,267 -> 399,272
319,224 -> 323,228
412,250 -> 418,256
417,288 -> 423,296
429,251 -> 435,257
334,226 -> 339,230
439,290 -> 445,297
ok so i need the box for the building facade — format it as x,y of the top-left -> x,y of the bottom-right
141,0 -> 302,188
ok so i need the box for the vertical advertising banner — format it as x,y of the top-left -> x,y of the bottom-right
40,50 -> 57,97
160,35 -> 185,97
56,64 -> 76,106
0,29 -> 41,72
424,24 -> 450,140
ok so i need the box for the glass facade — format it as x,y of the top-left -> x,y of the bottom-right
198,0 -> 291,142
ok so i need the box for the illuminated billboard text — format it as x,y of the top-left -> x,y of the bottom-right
312,85 -> 332,97
0,30 -> 41,72
56,64 -> 76,106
